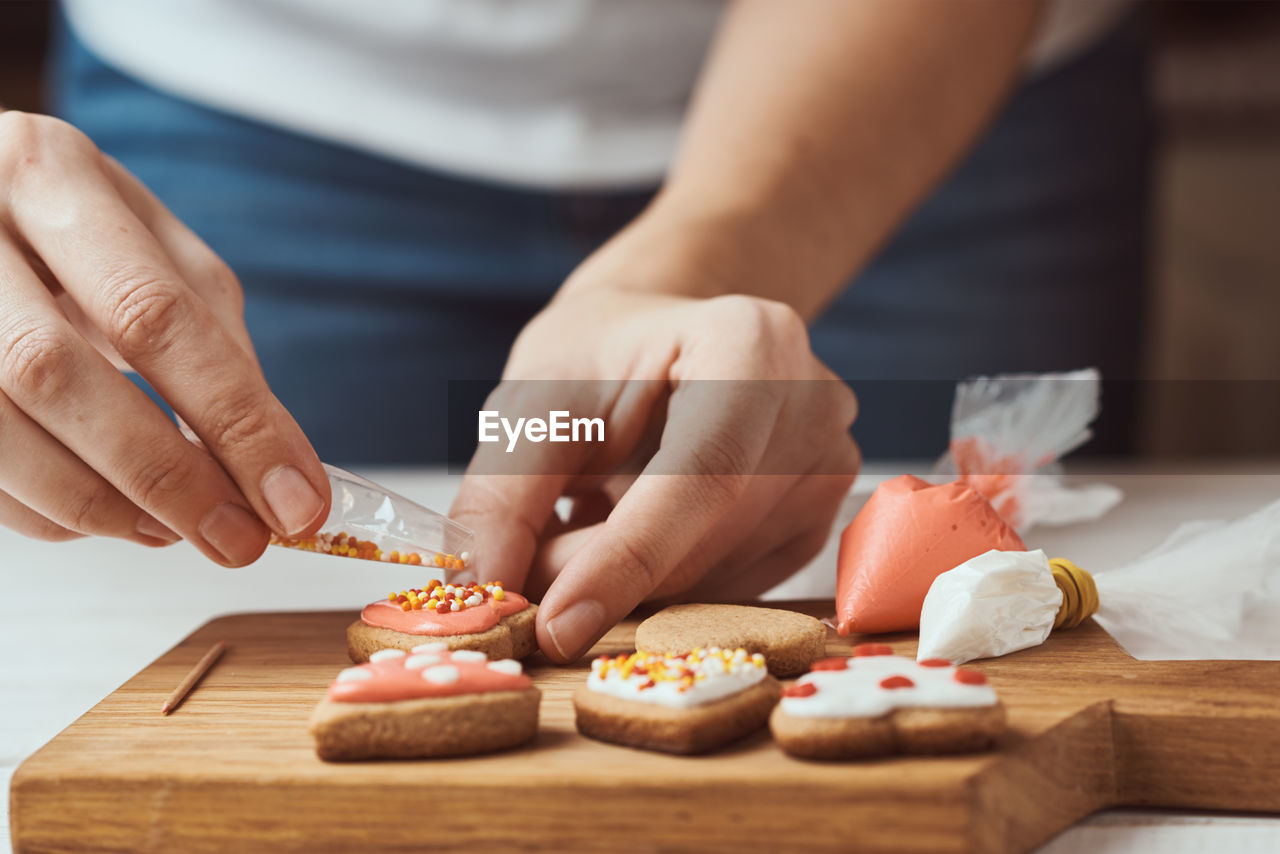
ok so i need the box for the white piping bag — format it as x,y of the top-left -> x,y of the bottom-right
918,496 -> 1280,663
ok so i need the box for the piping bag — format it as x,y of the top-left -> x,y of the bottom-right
269,464 -> 475,570
919,492 -> 1280,662
835,369 -> 1121,635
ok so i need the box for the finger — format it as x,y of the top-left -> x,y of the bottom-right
525,523 -> 596,601
0,388 -> 178,544
0,241 -> 268,565
100,155 -> 259,360
0,488 -> 83,542
447,381 -> 603,589
535,381 -> 783,661
680,459 -> 858,601
10,154 -> 329,540
526,474 -> 811,603
92,179 -> 253,451
531,383 -> 856,601
450,376 -> 640,591
46,159 -> 258,374
712,525 -> 835,603
656,427 -> 860,599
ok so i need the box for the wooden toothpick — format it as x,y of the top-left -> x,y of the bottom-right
161,641 -> 227,715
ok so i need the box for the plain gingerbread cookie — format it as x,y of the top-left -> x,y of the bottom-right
634,604 -> 828,677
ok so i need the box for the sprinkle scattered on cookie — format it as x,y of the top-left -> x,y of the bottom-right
387,580 -> 506,612
270,530 -> 468,569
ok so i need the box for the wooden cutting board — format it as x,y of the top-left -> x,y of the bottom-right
10,603 -> 1280,854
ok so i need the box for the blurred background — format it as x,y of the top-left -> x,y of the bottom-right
2,0 -> 1278,458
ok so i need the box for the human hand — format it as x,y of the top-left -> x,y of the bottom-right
0,112 -> 329,565
450,288 -> 859,662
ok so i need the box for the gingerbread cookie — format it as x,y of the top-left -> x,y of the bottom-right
347,580 -> 537,663
573,648 -> 780,755
633,604 -> 827,678
310,644 -> 540,760
769,644 -> 1005,760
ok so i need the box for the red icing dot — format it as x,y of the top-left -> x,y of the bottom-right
851,643 -> 894,657
782,682 -> 818,698
954,668 -> 988,686
879,675 -> 914,690
918,658 -> 953,668
810,657 -> 850,671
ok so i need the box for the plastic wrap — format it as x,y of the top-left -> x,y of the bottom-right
918,497 -> 1280,663
1092,497 -> 1280,660
936,368 -> 1122,531
269,464 -> 475,570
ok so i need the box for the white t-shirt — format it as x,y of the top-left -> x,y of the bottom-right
64,0 -> 1130,189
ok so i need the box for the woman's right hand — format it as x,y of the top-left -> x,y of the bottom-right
0,111 -> 329,565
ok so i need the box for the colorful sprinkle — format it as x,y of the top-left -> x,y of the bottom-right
383,582 -> 507,613
269,530 -> 465,570
591,648 -> 765,691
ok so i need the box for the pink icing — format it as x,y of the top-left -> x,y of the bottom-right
327,650 -> 532,703
360,592 -> 530,636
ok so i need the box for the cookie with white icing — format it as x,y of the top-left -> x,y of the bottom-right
634,604 -> 827,677
572,648 -> 781,755
346,580 -> 538,663
310,645 -> 541,761
769,644 -> 1005,760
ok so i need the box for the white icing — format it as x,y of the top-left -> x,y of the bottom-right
449,649 -> 488,663
422,664 -> 460,685
404,653 -> 443,669
486,659 -> 523,676
779,656 -> 998,718
411,642 -> 449,654
586,654 -> 767,709
369,648 -> 407,662
336,666 -> 373,683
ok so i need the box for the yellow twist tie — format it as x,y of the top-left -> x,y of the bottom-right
1049,558 -> 1099,630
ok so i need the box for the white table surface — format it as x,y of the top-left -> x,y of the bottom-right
4,462 -> 1280,853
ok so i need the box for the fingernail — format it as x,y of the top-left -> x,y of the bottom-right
199,502 -> 267,566
262,465 -> 325,536
136,514 -> 180,543
545,599 -> 607,661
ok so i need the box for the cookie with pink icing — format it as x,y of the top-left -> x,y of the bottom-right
769,644 -> 1005,760
346,580 -> 538,664
310,644 -> 540,761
